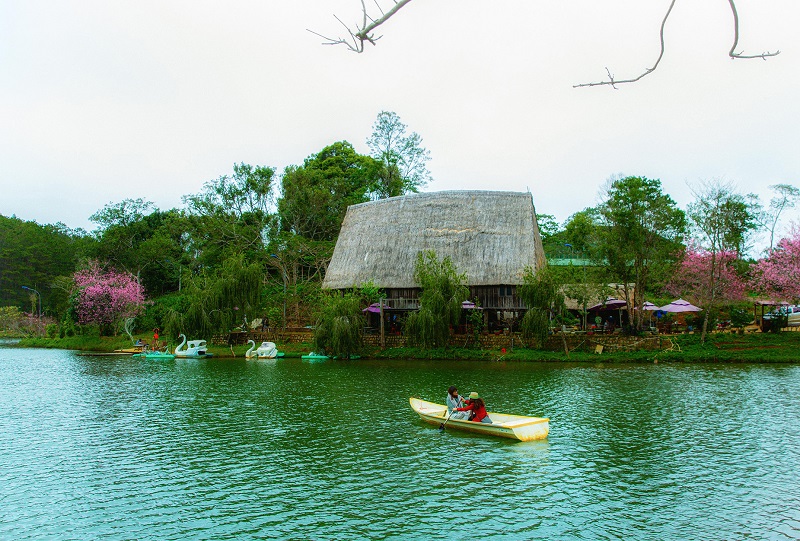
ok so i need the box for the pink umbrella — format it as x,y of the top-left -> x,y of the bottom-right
660,298 -> 702,313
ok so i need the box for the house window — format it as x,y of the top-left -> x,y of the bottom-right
499,286 -> 513,297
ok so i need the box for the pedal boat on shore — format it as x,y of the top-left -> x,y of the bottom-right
409,397 -> 549,442
132,351 -> 176,360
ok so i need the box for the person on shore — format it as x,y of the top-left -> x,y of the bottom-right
446,386 -> 470,420
454,391 -> 492,424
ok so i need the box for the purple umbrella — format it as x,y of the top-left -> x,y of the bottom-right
660,298 -> 702,313
642,302 -> 660,310
462,300 -> 483,310
588,297 -> 627,311
362,303 -> 389,313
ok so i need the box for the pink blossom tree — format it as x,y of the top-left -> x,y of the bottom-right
666,246 -> 746,305
749,228 -> 800,302
666,245 -> 747,340
72,262 -> 146,333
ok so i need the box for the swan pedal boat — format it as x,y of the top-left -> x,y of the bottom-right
245,341 -> 283,359
174,335 -> 214,358
409,397 -> 549,442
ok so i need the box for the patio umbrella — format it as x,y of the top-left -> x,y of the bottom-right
587,297 -> 628,311
660,298 -> 702,313
461,300 -> 483,310
362,302 -> 389,313
587,297 -> 628,329
639,301 -> 660,326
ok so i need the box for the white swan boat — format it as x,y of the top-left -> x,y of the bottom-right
174,334 -> 213,358
245,340 -> 283,359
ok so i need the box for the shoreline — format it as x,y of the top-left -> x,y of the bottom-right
6,332 -> 800,363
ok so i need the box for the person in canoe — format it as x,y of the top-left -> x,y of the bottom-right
446,386 -> 470,420
454,391 -> 492,424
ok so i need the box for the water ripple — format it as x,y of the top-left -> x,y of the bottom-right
1,351 -> 799,539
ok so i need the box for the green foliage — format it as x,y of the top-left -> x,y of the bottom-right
0,306 -> 24,336
160,255 -> 262,338
89,204 -> 193,297
366,111 -> 431,198
313,293 -> 364,359
564,208 -> 601,255
403,251 -> 468,349
355,281 -> 384,305
597,176 -> 686,331
730,307 -> 751,328
0,215 -> 93,316
183,163 -> 277,267
518,266 -> 566,348
465,299 -> 485,345
279,142 -> 378,242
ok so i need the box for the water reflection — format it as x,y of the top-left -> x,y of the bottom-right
0,348 -> 798,540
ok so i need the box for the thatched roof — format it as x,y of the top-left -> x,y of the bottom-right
323,190 -> 546,290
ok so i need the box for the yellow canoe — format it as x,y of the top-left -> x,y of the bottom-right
409,397 -> 549,442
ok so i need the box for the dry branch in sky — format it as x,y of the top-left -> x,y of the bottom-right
309,0 -> 780,88
307,0 -> 414,53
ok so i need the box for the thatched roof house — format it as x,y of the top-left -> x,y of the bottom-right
323,191 -> 546,316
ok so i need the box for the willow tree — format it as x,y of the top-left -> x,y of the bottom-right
404,251 -> 468,349
518,266 -> 566,350
162,254 -> 262,338
313,293 -> 364,359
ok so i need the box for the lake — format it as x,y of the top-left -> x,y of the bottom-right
1,347 -> 799,540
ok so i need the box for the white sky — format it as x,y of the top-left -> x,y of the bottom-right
2,0 -> 799,241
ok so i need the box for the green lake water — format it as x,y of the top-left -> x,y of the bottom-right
1,346 -> 799,540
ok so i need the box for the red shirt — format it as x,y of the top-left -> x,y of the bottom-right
455,401 -> 489,422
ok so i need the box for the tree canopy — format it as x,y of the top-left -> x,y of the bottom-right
596,176 -> 686,332
366,111 -> 431,198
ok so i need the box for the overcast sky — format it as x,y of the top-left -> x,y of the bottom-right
2,0 -> 799,243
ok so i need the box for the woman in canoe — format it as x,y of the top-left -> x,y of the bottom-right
446,386 -> 470,420
454,391 -> 492,424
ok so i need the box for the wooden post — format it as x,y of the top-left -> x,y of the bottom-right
380,298 -> 386,348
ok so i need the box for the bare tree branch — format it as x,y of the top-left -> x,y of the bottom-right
574,0 -> 677,89
575,0 -> 780,89
313,0 -> 782,85
308,0 -> 414,53
726,0 -> 780,60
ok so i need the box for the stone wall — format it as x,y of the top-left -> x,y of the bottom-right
215,330 -> 314,346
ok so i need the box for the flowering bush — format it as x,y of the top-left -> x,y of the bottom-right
750,228 -> 800,302
72,262 -> 146,331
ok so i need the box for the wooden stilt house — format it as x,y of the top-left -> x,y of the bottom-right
323,190 -> 547,332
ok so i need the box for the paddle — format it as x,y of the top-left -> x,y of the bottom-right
439,410 -> 453,431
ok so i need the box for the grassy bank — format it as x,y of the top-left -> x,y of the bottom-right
14,331 -> 800,363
